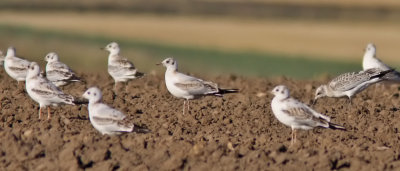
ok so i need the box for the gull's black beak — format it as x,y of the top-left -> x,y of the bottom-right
156,63 -> 161,66
100,47 -> 105,50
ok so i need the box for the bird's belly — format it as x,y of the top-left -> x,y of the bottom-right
165,82 -> 194,99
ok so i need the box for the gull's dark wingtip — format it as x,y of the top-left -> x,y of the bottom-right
328,122 -> 346,131
218,88 -> 239,94
133,124 -> 151,134
73,98 -> 89,105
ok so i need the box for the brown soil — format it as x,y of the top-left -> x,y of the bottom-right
1,69 -> 400,170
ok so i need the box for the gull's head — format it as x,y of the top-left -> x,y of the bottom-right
6,47 -> 16,57
314,85 -> 328,103
103,42 -> 120,55
83,87 -> 103,103
27,62 -> 41,79
160,57 -> 178,70
271,85 -> 290,99
44,52 -> 59,62
364,43 -> 376,56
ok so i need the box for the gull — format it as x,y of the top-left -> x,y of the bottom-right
83,87 -> 150,135
44,52 -> 81,87
271,85 -> 345,145
101,42 -> 144,89
4,47 -> 31,83
158,57 -> 238,114
362,43 -> 400,82
26,62 -> 76,120
314,68 -> 393,104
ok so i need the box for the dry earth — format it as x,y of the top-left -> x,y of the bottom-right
1,69 -> 400,170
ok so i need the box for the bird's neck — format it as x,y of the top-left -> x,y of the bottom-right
166,67 -> 178,73
6,52 -> 15,58
108,50 -> 119,57
364,51 -> 376,59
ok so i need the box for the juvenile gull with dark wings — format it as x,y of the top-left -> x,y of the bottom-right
44,52 -> 81,87
102,42 -> 144,89
314,68 -> 393,104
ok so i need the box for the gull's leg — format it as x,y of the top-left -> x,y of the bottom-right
291,128 -> 294,146
294,129 -> 297,144
39,107 -> 42,119
183,100 -> 186,115
124,81 -> 129,92
47,107 -> 51,120
348,96 -> 353,105
187,100 -> 190,114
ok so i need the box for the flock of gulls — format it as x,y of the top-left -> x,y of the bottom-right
0,42 -> 399,145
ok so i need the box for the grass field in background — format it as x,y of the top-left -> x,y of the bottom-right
1,11 -> 400,63
0,24 -> 360,79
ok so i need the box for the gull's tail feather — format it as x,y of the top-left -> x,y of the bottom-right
133,124 -> 151,134
370,69 -> 395,79
213,88 -> 239,97
328,122 -> 346,131
218,88 -> 239,94
73,97 -> 89,105
59,94 -> 75,105
382,70 -> 400,82
68,74 -> 82,82
134,71 -> 145,79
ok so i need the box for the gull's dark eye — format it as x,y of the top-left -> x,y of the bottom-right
166,60 -> 170,64
87,92 -> 91,95
275,89 -> 279,92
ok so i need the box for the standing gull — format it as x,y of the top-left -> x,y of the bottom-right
158,57 -> 238,114
314,68 -> 393,104
102,42 -> 144,89
271,85 -> 345,145
83,87 -> 150,135
44,52 -> 81,87
26,62 -> 75,120
4,47 -> 31,83
362,43 -> 400,82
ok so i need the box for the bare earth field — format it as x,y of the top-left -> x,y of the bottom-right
1,68 -> 400,170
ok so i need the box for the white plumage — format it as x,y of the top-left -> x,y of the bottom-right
44,52 -> 80,87
26,62 -> 75,120
82,87 -> 134,135
102,42 -> 143,88
4,47 -> 31,82
362,43 -> 400,82
271,85 -> 345,145
159,57 -> 238,114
